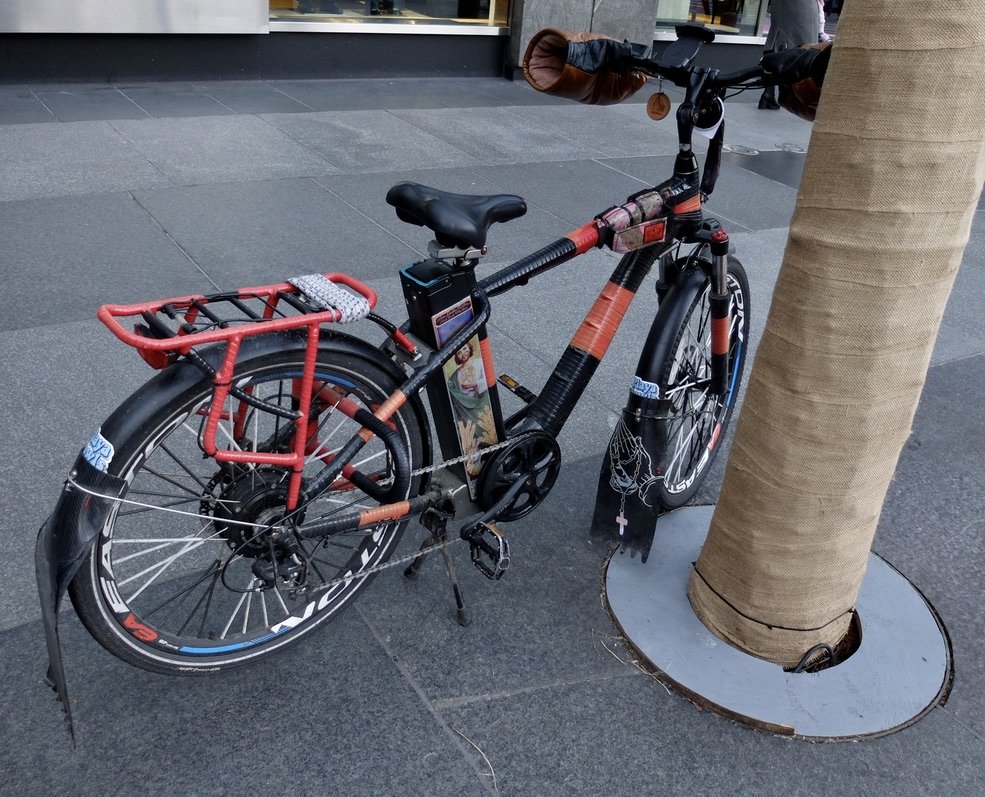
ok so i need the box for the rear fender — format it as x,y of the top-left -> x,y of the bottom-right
36,451 -> 126,740
36,328 -> 431,738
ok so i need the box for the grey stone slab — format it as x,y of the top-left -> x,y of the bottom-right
439,674 -> 984,797
355,456 -> 633,706
131,177 -> 423,287
931,210 -> 985,366
941,684 -> 985,742
714,100 -> 815,153
273,78 -> 435,111
872,352 -> 985,693
32,86 -> 150,122
0,320 -> 149,631
391,106 -> 606,165
503,103 -> 682,158
0,614 -> 488,797
469,159 -> 651,227
0,192 -> 214,330
0,88 -> 56,125
275,77 -> 525,111
260,110 -> 480,174
723,149 -> 807,189
466,76 -> 579,107
193,80 -> 315,114
118,83 -> 236,119
109,115 -> 338,185
0,121 -> 172,202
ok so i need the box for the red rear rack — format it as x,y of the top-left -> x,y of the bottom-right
96,273 -> 379,508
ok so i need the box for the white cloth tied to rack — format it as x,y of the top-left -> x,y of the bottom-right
288,274 -> 371,323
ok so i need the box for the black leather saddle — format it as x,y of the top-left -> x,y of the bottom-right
385,182 -> 527,250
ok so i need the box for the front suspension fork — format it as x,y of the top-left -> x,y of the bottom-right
708,228 -> 731,396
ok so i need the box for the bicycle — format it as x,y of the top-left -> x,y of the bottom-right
37,24 -> 799,726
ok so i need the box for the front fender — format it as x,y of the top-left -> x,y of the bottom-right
589,264 -> 708,560
36,452 -> 126,740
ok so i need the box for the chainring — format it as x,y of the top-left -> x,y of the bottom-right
476,431 -> 561,522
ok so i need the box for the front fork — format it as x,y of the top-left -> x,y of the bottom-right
656,225 -> 732,399
708,228 -> 732,396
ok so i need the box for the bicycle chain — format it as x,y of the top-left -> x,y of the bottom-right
302,437 -> 522,594
301,534 -> 460,596
409,435 -> 516,477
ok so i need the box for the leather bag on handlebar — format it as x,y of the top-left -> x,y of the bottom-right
523,28 -> 648,106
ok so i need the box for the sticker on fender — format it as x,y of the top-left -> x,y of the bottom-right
631,377 -> 660,399
83,429 -> 115,472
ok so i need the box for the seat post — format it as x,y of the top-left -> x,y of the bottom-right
427,239 -> 488,269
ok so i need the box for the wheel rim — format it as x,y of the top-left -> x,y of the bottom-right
91,362 -> 413,662
661,275 -> 745,496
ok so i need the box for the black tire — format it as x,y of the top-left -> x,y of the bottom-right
652,255 -> 750,508
69,332 -> 427,675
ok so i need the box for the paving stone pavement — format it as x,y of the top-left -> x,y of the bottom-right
1,75 -> 983,796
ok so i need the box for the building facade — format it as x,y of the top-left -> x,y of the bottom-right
0,1 -> 781,82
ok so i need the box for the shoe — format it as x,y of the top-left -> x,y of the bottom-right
758,91 -> 780,110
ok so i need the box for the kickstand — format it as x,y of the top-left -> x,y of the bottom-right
403,509 -> 471,627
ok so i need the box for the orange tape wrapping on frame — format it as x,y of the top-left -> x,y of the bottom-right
711,316 -> 730,356
565,222 -> 600,254
570,282 -> 634,360
479,336 -> 498,388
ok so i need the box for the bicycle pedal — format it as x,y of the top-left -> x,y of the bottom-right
463,522 -> 511,580
498,374 -> 537,404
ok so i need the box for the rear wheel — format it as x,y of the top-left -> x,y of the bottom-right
653,256 -> 750,508
69,336 -> 426,674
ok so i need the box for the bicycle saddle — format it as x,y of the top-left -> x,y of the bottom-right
386,182 -> 527,250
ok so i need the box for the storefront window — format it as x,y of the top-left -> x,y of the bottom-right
656,1 -> 768,37
270,1 -> 509,26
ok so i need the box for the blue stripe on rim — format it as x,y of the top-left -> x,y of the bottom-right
178,629 -> 283,654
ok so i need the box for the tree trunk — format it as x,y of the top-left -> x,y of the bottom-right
687,0 -> 985,667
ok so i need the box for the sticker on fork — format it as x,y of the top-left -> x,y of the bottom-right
82,429 -> 115,473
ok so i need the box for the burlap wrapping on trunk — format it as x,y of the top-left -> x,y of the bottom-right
687,1 -> 985,667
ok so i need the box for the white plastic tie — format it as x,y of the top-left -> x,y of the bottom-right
289,274 -> 371,323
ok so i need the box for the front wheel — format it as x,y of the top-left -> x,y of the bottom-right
652,255 -> 750,508
69,333 -> 427,675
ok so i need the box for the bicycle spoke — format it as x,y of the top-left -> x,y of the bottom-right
119,530 -> 225,598
144,559 -> 223,623
81,354 -> 420,669
160,443 -> 211,492
220,589 -> 250,639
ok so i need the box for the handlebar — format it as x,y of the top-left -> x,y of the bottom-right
618,25 -> 770,93
523,24 -> 826,193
